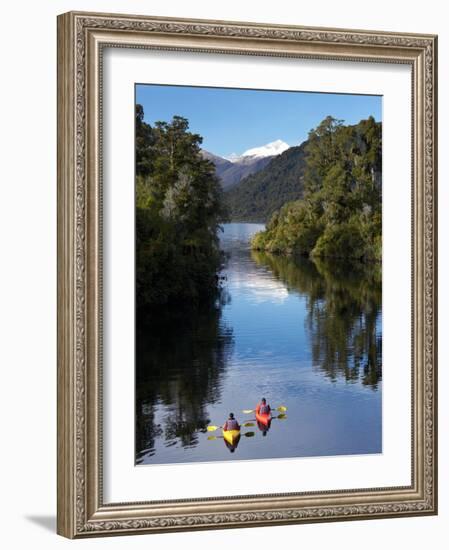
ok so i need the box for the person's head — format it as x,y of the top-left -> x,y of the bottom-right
229,412 -> 234,419
261,398 -> 266,404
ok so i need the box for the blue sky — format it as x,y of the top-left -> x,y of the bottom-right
136,84 -> 382,158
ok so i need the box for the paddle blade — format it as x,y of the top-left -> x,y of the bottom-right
207,435 -> 218,441
242,409 -> 254,414
243,431 -> 255,437
243,422 -> 255,428
276,406 -> 287,412
207,425 -> 220,432
277,414 -> 287,420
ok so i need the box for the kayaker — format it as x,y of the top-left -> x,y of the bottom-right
256,398 -> 271,415
223,412 -> 240,431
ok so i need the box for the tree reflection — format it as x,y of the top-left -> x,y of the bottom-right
136,248 -> 382,463
251,251 -> 382,390
135,299 -> 234,462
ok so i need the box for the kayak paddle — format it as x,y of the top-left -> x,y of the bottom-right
242,405 -> 287,414
207,422 -> 254,432
207,425 -> 221,432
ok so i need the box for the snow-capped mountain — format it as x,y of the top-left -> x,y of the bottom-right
202,139 -> 290,190
227,139 -> 290,162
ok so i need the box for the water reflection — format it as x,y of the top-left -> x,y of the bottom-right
257,418 -> 272,436
136,223 -> 382,464
251,252 -> 382,390
223,433 -> 241,453
135,304 -> 234,463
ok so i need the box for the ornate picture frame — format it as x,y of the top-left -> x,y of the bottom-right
57,11 -> 437,538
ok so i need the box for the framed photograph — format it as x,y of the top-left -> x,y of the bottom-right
57,11 -> 438,538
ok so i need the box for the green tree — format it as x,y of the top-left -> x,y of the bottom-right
135,106 -> 226,309
303,116 -> 344,198
252,116 -> 382,262
136,104 -> 154,176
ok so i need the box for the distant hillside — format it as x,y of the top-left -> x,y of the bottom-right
201,150 -> 234,182
201,149 -> 280,190
224,142 -> 307,222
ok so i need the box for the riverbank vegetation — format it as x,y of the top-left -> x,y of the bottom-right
251,116 -> 382,262
136,105 -> 226,310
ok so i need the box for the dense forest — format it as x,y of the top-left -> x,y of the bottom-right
251,116 -> 382,262
135,109 -> 382,313
135,104 -> 226,310
224,142 -> 307,222
135,106 -> 382,462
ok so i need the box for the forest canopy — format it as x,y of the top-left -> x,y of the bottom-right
251,116 -> 382,262
135,107 -> 382,314
135,104 -> 226,310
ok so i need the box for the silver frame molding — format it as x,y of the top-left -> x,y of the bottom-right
57,11 -> 438,538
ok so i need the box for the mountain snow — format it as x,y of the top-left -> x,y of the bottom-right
202,139 -> 291,190
226,139 -> 290,162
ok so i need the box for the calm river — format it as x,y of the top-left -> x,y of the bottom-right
136,223 -> 382,465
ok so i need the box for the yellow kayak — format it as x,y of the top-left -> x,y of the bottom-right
222,429 -> 240,446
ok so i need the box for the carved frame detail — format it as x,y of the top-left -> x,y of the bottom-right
57,11 -> 437,538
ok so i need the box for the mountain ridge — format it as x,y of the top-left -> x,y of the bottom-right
226,139 -> 290,162
223,142 -> 307,222
201,140 -> 290,190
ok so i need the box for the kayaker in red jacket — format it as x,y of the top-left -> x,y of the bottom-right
256,398 -> 271,415
223,412 -> 240,431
